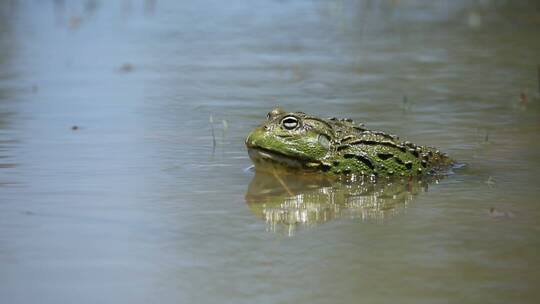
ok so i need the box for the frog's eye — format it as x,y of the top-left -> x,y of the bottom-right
281,116 -> 299,130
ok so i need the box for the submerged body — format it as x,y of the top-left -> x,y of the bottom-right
245,107 -> 452,177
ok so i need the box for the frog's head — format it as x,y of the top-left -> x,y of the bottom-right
245,107 -> 335,169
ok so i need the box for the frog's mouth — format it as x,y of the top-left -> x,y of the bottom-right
247,146 -> 317,170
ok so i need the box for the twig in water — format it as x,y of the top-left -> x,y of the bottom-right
222,119 -> 228,144
209,114 -> 216,152
402,95 -> 411,112
358,0 -> 370,45
537,65 -> 540,96
272,169 -> 294,197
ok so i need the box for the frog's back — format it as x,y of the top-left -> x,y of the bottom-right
323,117 -> 452,176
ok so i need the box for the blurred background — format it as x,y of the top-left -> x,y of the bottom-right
1,0 -> 539,303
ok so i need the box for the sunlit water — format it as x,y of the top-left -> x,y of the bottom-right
1,1 -> 540,303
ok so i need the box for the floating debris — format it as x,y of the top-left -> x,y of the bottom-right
488,207 -> 516,219
84,0 -> 99,15
145,0 -> 157,15
485,176 -> 495,187
519,92 -> 529,106
68,16 -> 83,29
119,63 -> 134,73
467,11 -> 482,29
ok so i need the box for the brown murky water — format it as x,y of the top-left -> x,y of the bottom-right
1,1 -> 540,303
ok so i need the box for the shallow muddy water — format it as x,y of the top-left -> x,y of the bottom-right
1,1 -> 540,303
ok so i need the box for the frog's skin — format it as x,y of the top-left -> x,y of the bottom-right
245,107 -> 453,177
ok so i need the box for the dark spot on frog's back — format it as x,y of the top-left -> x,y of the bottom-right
377,152 -> 393,160
344,152 -> 375,170
404,161 -> 413,170
321,163 -> 332,172
341,135 -> 355,142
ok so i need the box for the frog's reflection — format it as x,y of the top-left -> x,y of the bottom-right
245,170 -> 440,234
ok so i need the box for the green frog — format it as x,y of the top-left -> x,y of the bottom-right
245,107 -> 452,177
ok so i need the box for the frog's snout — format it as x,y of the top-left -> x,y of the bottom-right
245,126 -> 263,148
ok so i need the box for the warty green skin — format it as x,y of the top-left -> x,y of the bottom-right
245,108 -> 453,177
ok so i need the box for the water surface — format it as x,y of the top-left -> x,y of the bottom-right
1,1 -> 540,303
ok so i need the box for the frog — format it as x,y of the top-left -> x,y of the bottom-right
245,107 -> 453,178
